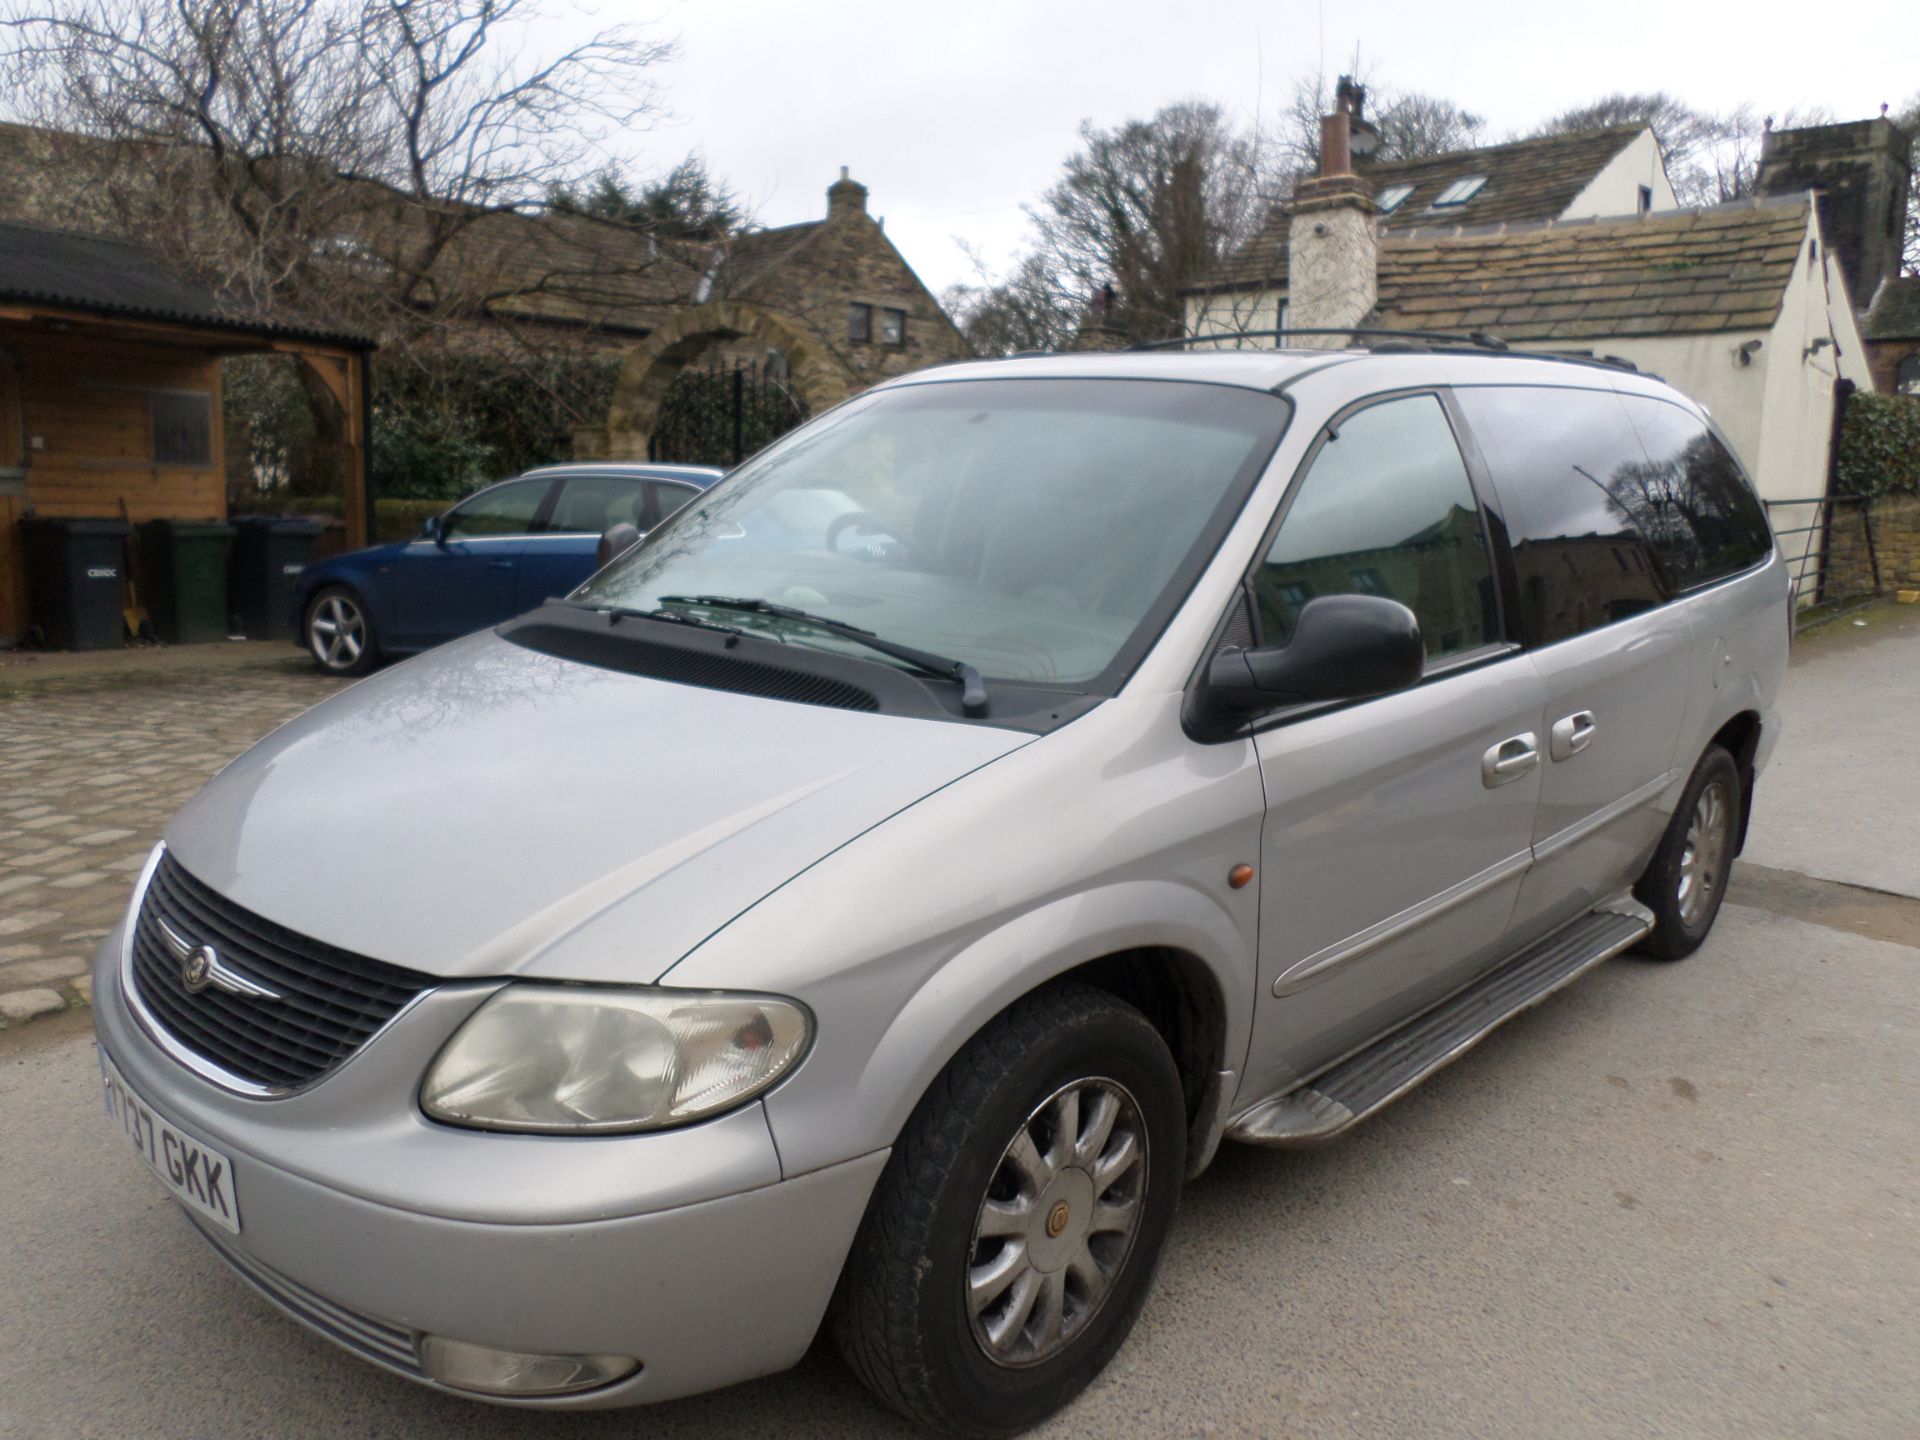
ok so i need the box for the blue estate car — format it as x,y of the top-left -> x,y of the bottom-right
294,463 -> 722,674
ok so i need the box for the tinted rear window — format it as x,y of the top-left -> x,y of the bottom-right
1618,395 -> 1773,591
1452,385 -> 1666,646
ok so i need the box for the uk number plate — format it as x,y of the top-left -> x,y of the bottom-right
97,1046 -> 241,1234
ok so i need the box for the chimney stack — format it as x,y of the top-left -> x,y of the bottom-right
1285,92 -> 1379,349
827,166 -> 869,222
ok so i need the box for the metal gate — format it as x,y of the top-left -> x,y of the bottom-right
1765,493 -> 1881,628
647,357 -> 808,468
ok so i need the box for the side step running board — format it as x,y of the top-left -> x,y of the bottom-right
1227,898 -> 1654,1147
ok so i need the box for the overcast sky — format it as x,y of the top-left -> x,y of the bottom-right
593,0 -> 1918,296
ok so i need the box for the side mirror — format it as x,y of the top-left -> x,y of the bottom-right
596,521 -> 643,568
1204,594 -> 1424,719
421,514 -> 447,547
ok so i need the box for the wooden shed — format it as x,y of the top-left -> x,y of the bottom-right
0,220 -> 372,645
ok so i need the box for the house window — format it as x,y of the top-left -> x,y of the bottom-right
1897,353 -> 1920,397
880,307 -> 907,346
1637,184 -> 1653,215
1376,183 -> 1414,214
1431,175 -> 1487,208
848,303 -> 873,343
152,390 -> 213,467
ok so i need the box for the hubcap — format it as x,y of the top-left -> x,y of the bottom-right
966,1077 -> 1148,1369
1677,779 -> 1732,928
308,595 -> 365,671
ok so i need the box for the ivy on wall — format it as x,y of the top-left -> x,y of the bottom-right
1836,392 -> 1920,498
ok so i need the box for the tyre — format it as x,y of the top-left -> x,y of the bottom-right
831,984 -> 1186,1438
303,586 -> 379,675
1634,745 -> 1742,960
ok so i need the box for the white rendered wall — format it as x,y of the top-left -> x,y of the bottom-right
1561,129 -> 1679,219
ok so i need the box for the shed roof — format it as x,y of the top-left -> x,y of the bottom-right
1863,276 -> 1920,340
0,219 -> 370,348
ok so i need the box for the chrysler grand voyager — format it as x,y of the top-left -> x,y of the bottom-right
93,346 -> 1785,1436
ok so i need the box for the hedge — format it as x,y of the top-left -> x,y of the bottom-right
228,494 -> 448,541
1836,391 -> 1920,498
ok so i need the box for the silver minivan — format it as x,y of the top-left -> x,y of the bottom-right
93,347 -> 1786,1436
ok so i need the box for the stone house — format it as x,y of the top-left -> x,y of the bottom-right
0,121 -> 970,466
1185,120 -> 1680,337
1182,104 -> 1884,542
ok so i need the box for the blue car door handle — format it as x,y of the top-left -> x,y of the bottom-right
488,558 -> 514,570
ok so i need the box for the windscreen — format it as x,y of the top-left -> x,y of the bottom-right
577,378 -> 1289,688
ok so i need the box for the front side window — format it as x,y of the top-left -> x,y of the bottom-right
578,379 -> 1290,689
1254,393 -> 1497,661
1452,386 -> 1667,645
1618,396 -> 1772,590
443,479 -> 550,539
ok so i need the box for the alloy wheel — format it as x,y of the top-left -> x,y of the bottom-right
308,594 -> 366,672
1676,778 -> 1731,928
966,1077 -> 1148,1369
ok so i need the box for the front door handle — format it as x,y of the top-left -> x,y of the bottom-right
1550,710 -> 1597,761
1482,733 -> 1540,788
488,558 -> 515,571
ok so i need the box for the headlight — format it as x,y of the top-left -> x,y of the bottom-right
420,986 -> 811,1134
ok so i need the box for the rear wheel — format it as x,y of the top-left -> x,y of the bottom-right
304,586 -> 379,675
1634,745 -> 1742,959
831,985 -> 1186,1438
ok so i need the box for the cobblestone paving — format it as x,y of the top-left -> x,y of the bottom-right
0,672 -> 348,1025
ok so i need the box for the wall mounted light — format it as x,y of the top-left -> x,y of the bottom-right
1803,336 -> 1836,362
1735,339 -> 1763,367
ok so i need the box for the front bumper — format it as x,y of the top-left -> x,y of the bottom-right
92,930 -> 887,1408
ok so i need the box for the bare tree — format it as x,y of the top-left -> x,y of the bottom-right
942,249 -> 1085,357
0,0 -> 678,346
1016,100 -> 1273,345
1899,96 -> 1920,278
1276,69 -> 1485,183
1537,92 -> 1831,207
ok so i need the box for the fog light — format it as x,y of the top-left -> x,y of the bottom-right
417,1334 -> 638,1396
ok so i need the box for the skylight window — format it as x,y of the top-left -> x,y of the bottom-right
1432,175 -> 1488,207
1376,183 -> 1414,214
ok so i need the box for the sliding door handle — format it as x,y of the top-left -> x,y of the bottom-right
1550,710 -> 1597,761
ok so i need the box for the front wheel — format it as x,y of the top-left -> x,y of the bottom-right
1634,744 -> 1742,959
303,586 -> 379,676
831,985 -> 1186,1438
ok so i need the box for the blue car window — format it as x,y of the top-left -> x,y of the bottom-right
444,479 -> 550,538
548,476 -> 649,534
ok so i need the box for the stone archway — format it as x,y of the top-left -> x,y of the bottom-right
577,300 -> 858,461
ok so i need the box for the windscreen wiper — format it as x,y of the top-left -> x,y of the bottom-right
658,593 -> 989,717
552,597 -> 751,640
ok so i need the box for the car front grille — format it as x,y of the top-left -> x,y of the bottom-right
193,1220 -> 425,1378
130,851 -> 432,1091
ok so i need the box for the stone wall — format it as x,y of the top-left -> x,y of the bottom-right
1824,494 -> 1920,597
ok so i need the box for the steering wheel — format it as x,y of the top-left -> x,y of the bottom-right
825,510 -> 911,562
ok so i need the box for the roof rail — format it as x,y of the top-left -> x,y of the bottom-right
1133,326 -> 1510,353
1135,327 -> 1645,376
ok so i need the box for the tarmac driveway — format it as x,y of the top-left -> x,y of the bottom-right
1,613 -> 1916,1439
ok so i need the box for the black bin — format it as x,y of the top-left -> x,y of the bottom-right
20,515 -> 131,651
135,519 -> 237,644
229,516 -> 322,640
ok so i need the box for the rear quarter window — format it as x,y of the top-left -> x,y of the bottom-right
1452,385 -> 1667,647
1617,395 -> 1773,591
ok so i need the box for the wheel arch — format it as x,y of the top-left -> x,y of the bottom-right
808,882 -> 1254,1186
1708,709 -> 1762,854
